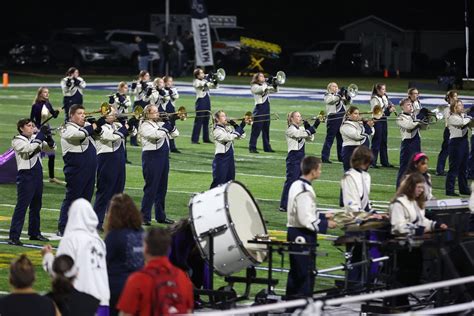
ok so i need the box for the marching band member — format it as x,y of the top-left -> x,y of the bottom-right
436,90 -> 458,176
370,83 -> 395,168
279,111 -> 319,212
249,72 -> 278,153
340,106 -> 374,171
210,110 -> 246,189
8,119 -> 55,245
93,107 -> 132,232
163,76 -> 181,153
286,156 -> 336,297
191,68 -> 216,144
321,82 -> 351,163
109,81 -> 133,164
407,87 -> 422,117
130,71 -> 151,146
401,152 -> 434,200
57,105 -> 102,236
30,87 -> 63,184
139,104 -> 179,225
395,98 -> 422,187
61,67 -> 86,122
341,146 -> 374,213
446,99 -> 471,196
389,173 -> 447,307
145,77 -> 169,112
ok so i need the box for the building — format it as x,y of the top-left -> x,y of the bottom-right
340,15 -> 465,73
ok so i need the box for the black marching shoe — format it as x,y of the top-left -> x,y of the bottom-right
249,149 -> 259,154
264,148 -> 276,153
279,207 -> 287,213
29,235 -> 49,242
56,231 -> 64,237
446,192 -> 460,197
382,164 -> 395,168
192,141 -> 200,144
322,159 -> 333,164
171,149 -> 181,153
8,239 -> 23,246
158,218 -> 175,224
143,221 -> 152,226
436,171 -> 446,176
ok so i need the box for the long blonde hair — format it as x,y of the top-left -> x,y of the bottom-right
34,87 -> 49,104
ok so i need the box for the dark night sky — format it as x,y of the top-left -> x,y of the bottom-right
6,0 -> 471,52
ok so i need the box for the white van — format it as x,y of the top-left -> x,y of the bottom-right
105,30 -> 160,63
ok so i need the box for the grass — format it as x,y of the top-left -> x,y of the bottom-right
0,82 -> 459,298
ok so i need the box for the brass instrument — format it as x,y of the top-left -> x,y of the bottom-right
84,102 -> 112,116
268,71 -> 286,86
347,83 -> 358,98
206,68 -> 226,82
303,111 -> 327,123
162,106 -> 212,121
116,106 -> 144,120
227,112 -> 280,125
359,104 -> 384,120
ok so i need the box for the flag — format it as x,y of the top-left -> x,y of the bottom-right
190,0 -> 214,67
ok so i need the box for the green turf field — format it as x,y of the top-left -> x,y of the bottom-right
0,82 -> 460,297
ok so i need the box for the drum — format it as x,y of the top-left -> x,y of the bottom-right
189,181 -> 267,276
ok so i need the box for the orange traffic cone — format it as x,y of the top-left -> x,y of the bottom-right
383,69 -> 389,78
2,73 -> 8,88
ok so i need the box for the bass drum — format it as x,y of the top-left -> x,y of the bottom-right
189,181 -> 267,276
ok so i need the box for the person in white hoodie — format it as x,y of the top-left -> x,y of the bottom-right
42,198 -> 110,315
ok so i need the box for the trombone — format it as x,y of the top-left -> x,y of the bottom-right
84,102 -> 112,116
164,106 -> 212,121
116,106 -> 144,120
227,112 -> 280,125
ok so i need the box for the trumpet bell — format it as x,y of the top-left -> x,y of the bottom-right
100,102 -> 111,116
275,71 -> 286,85
347,83 -> 358,98
215,68 -> 226,82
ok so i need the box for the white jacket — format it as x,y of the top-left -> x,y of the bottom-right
213,124 -> 245,154
61,76 -> 86,97
60,122 -> 97,156
166,87 -> 179,108
448,113 -> 471,139
389,195 -> 436,235
370,95 -> 390,112
95,122 -> 126,154
396,112 -> 420,140
110,93 -> 131,114
193,78 -> 217,99
131,81 -> 152,103
340,120 -> 372,146
251,83 -> 278,105
42,199 -> 110,306
139,120 -> 179,151
145,88 -> 170,108
324,92 -> 349,114
341,168 -> 372,213
12,134 -> 55,170
287,179 -> 323,232
286,124 -> 314,152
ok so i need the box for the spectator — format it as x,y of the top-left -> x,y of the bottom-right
46,255 -> 100,316
181,30 -> 195,75
104,194 -> 144,316
0,254 -> 58,316
42,198 -> 110,315
135,36 -> 150,72
117,227 -> 194,316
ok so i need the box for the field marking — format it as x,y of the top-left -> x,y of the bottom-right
0,228 -> 61,241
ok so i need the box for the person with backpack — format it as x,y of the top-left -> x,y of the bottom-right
117,227 -> 194,316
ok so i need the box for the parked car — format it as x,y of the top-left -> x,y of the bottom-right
8,41 -> 50,65
291,41 -> 362,74
105,29 -> 160,63
48,28 -> 120,65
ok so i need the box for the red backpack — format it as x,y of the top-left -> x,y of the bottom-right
140,265 -> 188,316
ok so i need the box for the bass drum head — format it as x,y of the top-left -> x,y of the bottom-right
226,181 -> 267,263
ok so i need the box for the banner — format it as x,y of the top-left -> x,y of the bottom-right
190,0 -> 214,67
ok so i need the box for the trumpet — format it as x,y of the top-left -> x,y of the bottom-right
84,102 -> 112,116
